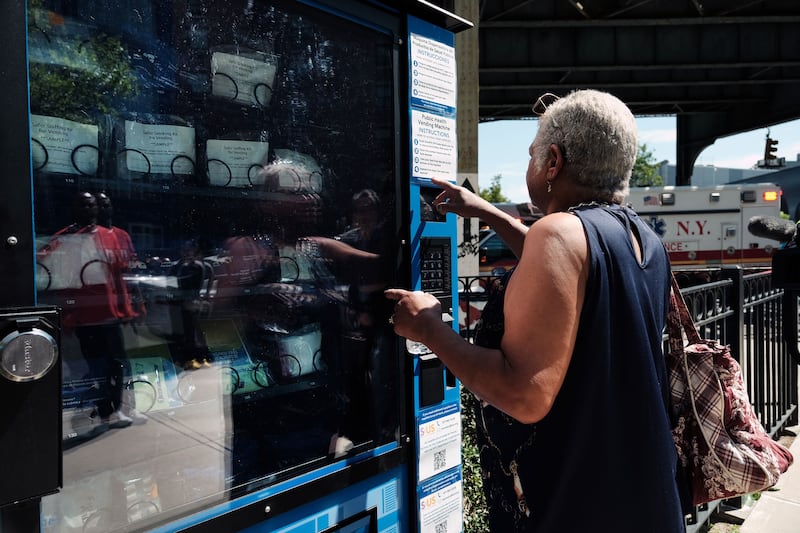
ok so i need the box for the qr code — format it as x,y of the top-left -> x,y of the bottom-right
433,449 -> 447,471
435,520 -> 448,533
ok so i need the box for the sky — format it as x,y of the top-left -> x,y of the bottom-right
478,116 -> 800,204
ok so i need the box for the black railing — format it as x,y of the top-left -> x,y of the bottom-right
457,274 -> 503,338
671,268 -> 799,435
457,267 -> 799,532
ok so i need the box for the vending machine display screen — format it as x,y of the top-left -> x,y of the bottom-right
27,0 -> 402,529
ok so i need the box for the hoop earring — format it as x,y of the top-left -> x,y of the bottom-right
546,180 -> 553,193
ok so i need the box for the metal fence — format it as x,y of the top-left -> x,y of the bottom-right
457,267 -> 799,531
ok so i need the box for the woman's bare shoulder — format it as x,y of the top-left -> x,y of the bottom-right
522,212 -> 587,257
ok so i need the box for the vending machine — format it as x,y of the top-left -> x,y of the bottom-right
0,1 -> 470,532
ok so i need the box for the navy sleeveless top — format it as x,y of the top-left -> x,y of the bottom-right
473,203 -> 685,532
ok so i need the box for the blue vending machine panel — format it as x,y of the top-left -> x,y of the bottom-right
406,15 -> 464,533
0,0 -> 470,531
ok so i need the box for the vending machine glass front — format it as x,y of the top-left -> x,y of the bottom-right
28,0 -> 402,529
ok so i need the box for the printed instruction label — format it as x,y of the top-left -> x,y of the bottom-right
409,33 -> 456,110
418,402 -> 461,482
419,469 -> 463,533
411,110 -> 457,182
211,52 -> 277,107
124,121 -> 196,175
30,115 -> 98,175
206,139 -> 270,187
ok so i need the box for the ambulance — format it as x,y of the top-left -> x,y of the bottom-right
626,183 -> 783,267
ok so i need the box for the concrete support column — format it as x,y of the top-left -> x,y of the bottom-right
455,0 -> 479,278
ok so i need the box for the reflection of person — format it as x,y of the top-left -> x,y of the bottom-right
333,189 -> 393,330
386,91 -> 684,532
38,191 -> 144,428
93,192 -> 147,424
216,232 -> 281,305
170,238 -> 212,371
95,192 -> 143,323
257,160 -> 324,242
339,189 -> 381,246
308,189 -> 396,449
310,188 -> 388,287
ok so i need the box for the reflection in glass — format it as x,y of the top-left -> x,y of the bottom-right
31,137 -> 49,170
206,158 -> 232,186
29,0 -> 399,530
210,48 -> 278,108
30,115 -> 100,175
71,144 -> 100,176
116,148 -> 151,179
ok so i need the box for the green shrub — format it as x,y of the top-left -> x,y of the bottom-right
461,387 -> 490,532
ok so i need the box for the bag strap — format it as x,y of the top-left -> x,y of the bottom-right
667,273 -> 703,348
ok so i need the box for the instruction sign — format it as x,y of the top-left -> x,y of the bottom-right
408,17 -> 457,185
418,469 -> 463,533
417,402 -> 461,482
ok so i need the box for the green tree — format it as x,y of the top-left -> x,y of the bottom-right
630,143 -> 663,187
480,174 -> 510,203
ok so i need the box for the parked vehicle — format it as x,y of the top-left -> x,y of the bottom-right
477,202 -> 542,274
626,183 -> 783,268
477,229 -> 516,275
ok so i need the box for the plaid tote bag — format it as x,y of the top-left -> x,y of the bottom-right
666,274 -> 793,506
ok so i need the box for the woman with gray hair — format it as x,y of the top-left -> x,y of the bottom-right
387,90 -> 684,531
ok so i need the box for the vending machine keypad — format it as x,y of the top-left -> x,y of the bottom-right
420,237 -> 451,312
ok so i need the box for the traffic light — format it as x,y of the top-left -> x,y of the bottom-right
765,137 -> 779,160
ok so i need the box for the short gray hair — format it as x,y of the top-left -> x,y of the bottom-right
534,89 -> 638,200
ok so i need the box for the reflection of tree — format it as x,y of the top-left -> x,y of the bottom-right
28,4 -> 137,119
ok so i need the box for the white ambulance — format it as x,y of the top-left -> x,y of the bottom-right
626,183 -> 783,267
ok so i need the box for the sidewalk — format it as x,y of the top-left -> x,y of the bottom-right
738,425 -> 800,533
